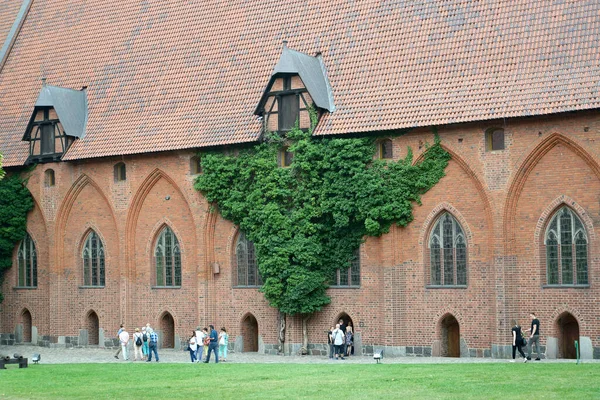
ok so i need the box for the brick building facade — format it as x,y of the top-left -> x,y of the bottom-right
1,1 -> 599,359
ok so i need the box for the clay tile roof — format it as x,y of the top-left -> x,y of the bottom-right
0,0 -> 28,69
1,1 -> 600,166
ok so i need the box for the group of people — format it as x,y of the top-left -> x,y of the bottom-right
115,323 -> 160,362
511,312 -> 542,362
187,325 -> 229,363
328,319 -> 354,360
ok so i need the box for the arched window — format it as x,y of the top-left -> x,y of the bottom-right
485,128 -> 505,151
278,146 -> 294,167
44,169 -> 55,187
154,226 -> 181,287
378,139 -> 393,159
545,207 -> 588,286
114,162 -> 126,182
190,156 -> 202,175
331,248 -> 361,287
82,230 -> 105,287
17,233 -> 37,288
235,232 -> 261,287
428,213 -> 467,286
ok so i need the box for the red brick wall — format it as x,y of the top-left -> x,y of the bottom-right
1,111 -> 599,355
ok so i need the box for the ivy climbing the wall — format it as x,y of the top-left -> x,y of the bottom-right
0,172 -> 34,303
194,124 -> 450,351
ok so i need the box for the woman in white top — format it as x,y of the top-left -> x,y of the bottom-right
218,327 -> 229,362
188,331 -> 198,362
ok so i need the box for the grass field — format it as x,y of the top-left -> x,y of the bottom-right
0,362 -> 598,399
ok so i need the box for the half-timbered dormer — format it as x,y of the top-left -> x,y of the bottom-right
255,42 -> 335,135
22,80 -> 88,164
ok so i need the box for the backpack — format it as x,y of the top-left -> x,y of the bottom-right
135,335 -> 142,346
143,333 -> 148,342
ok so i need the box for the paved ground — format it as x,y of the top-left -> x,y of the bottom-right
1,344 -> 596,365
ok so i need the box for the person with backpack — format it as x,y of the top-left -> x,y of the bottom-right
141,327 -> 149,361
133,328 -> 144,361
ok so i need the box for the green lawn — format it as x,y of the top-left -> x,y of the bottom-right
0,363 -> 598,399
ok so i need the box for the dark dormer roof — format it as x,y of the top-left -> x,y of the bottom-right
22,83 -> 88,141
255,42 -> 335,115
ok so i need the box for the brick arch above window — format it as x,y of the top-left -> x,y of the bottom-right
419,202 -> 473,247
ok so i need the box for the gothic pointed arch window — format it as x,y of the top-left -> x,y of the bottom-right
544,207 -> 588,286
428,213 -> 467,286
17,233 -> 37,288
82,230 -> 105,287
154,226 -> 182,287
234,232 -> 261,287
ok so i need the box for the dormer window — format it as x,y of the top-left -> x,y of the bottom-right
262,75 -> 310,134
25,108 -> 71,163
255,42 -> 335,135
22,81 -> 88,164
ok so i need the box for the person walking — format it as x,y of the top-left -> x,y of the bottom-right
218,328 -> 229,362
114,324 -> 124,359
188,331 -> 198,363
146,328 -> 159,362
525,312 -> 541,361
132,328 -> 144,361
510,319 -> 527,362
204,325 -> 219,363
118,326 -> 130,361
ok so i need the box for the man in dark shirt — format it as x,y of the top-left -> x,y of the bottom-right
525,312 -> 541,361
204,325 -> 219,363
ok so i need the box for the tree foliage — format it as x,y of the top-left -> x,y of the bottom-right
0,173 -> 34,302
194,127 -> 450,316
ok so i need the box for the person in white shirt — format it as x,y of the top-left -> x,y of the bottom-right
332,324 -> 345,360
118,327 -> 130,361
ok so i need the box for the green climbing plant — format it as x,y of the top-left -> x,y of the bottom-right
195,123 -> 450,320
0,171 -> 34,303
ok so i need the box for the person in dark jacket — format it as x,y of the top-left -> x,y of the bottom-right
510,319 -> 526,362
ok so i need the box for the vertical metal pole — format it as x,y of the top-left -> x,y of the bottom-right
575,340 -> 580,365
